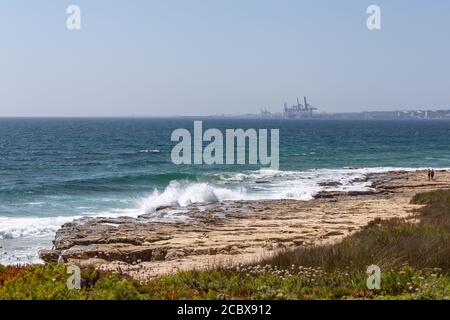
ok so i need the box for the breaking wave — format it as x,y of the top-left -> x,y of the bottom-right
140,181 -> 247,214
140,167 -> 422,214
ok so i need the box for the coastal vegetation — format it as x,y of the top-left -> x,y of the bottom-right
1,189 -> 449,300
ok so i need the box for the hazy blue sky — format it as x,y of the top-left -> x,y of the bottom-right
1,0 -> 449,116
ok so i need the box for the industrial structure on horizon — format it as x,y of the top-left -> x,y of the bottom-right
260,96 -> 450,120
261,96 -> 318,119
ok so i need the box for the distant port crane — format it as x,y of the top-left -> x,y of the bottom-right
261,96 -> 318,119
283,97 -> 318,118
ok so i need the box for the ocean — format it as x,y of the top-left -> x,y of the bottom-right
0,118 -> 449,264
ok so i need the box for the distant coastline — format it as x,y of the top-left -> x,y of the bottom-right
2,108 -> 450,120
212,108 -> 450,120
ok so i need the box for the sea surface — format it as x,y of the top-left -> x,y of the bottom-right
0,118 -> 449,264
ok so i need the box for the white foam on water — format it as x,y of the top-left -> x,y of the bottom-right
141,167 -> 423,214
0,216 -> 77,240
0,209 -> 142,265
0,208 -> 142,241
139,149 -> 161,153
140,181 -> 248,214
0,216 -> 77,265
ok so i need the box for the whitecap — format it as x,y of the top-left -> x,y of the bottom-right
139,149 -> 161,154
140,181 -> 247,214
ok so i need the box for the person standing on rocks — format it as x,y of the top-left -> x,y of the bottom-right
431,169 -> 435,180
428,169 -> 432,181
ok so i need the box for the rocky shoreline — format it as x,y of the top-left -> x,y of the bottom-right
39,170 -> 450,280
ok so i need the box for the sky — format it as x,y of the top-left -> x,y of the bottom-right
1,0 -> 449,116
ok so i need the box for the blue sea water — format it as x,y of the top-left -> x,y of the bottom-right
0,118 -> 449,263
